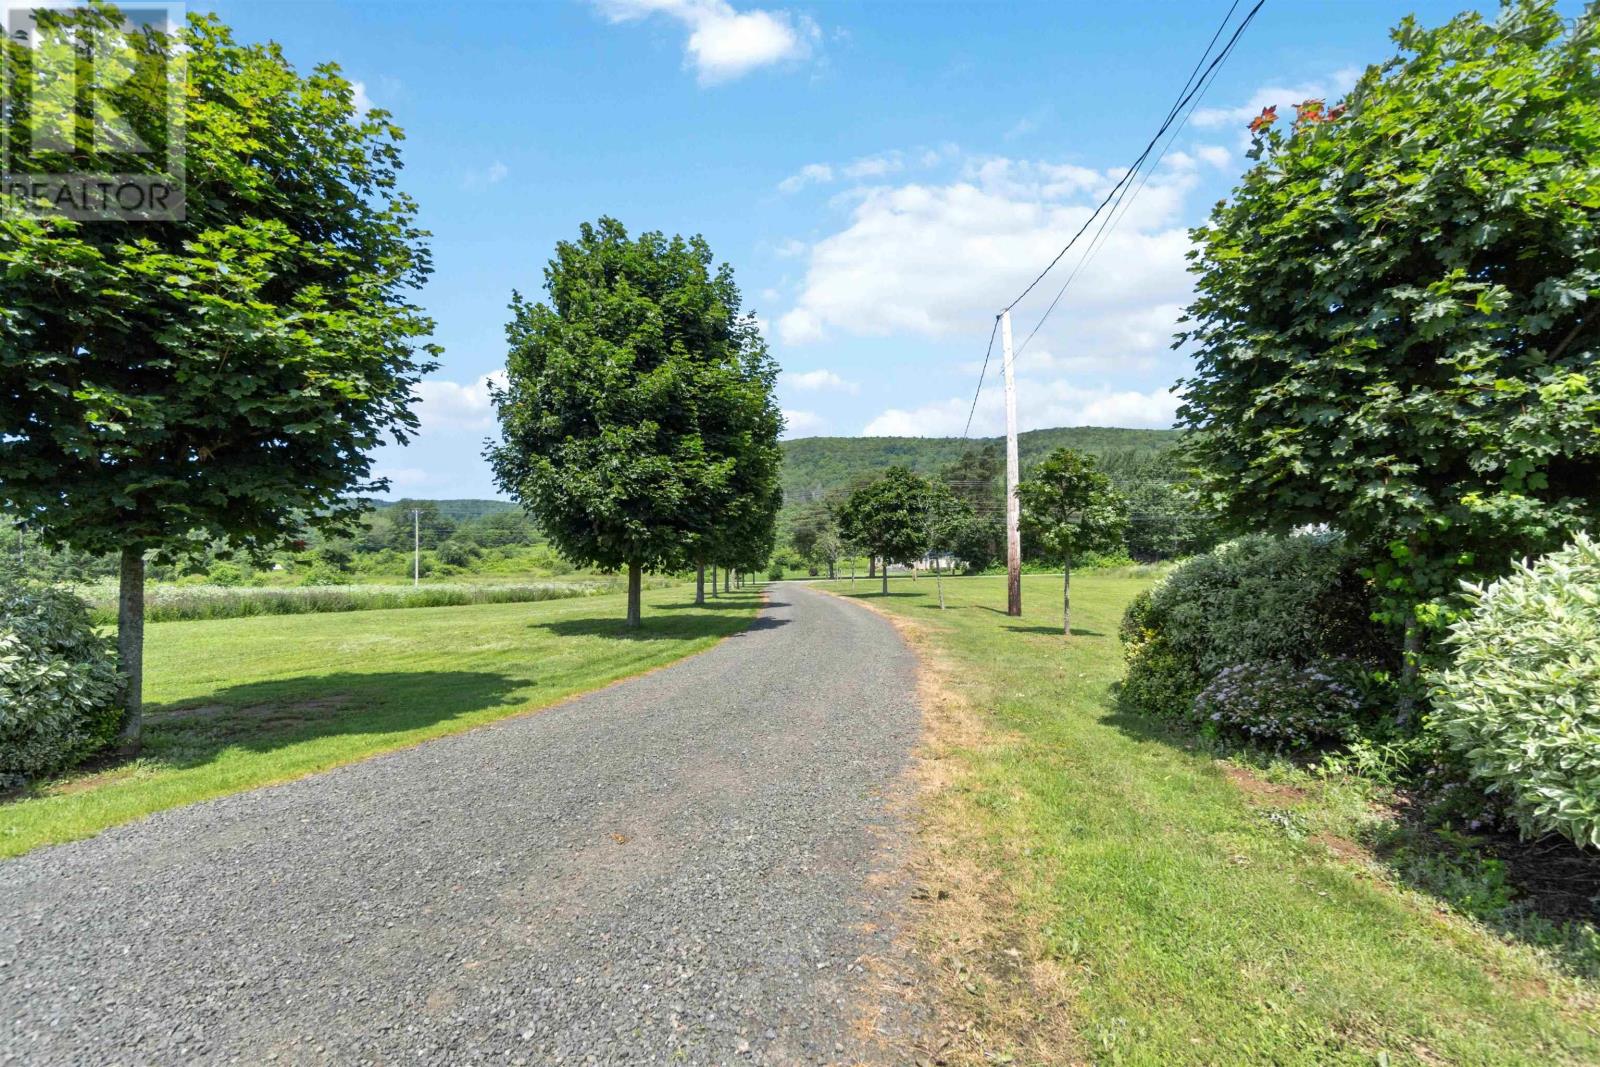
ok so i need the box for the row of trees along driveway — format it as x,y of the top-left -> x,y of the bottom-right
487,218 -> 783,628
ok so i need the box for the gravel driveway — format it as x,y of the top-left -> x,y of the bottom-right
0,584 -> 925,1065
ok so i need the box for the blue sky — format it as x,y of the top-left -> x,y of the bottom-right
206,0 -> 1537,498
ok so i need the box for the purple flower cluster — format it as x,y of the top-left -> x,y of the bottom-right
1191,660 -> 1365,750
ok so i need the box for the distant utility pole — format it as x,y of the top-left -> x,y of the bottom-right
410,508 -> 421,587
1001,309 -> 1022,616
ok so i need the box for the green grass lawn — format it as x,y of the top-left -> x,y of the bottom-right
1,585 -> 760,859
817,572 -> 1599,1066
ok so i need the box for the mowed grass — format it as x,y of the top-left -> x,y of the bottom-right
1,585 -> 760,859
817,573 -> 1599,1066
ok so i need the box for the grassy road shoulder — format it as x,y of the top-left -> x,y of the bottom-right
2,587 -> 760,859
817,573 -> 1599,1066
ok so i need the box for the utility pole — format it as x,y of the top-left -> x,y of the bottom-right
410,508 -> 421,587
1002,309 -> 1022,616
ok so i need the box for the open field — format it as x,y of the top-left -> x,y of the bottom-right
816,572 -> 1600,1066
1,586 -> 760,859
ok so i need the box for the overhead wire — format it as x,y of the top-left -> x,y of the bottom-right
959,0 -> 1265,437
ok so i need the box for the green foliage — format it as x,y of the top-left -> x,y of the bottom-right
1100,451 -> 1223,561
1429,534 -> 1600,847
206,562 -> 246,587
0,582 -> 124,786
379,501 -> 457,552
0,9 -> 438,561
780,428 -> 1181,511
1119,533 -> 1396,726
1178,0 -> 1600,640
435,539 -> 477,568
489,218 -> 782,619
1017,448 -> 1128,566
372,499 -> 519,524
834,466 -> 931,569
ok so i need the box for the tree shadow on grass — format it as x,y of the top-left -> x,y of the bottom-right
530,608 -> 779,642
130,670 -> 527,773
1002,624 -> 1106,637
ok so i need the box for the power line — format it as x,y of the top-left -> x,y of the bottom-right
1000,0 -> 1264,316
961,314 -> 1002,440
1011,1 -> 1249,361
960,0 -> 1264,442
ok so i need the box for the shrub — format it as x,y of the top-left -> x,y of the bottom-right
1120,533 -> 1392,720
0,583 -> 124,787
1192,660 -> 1366,750
206,561 -> 246,586
436,539 -> 477,568
1429,534 -> 1600,848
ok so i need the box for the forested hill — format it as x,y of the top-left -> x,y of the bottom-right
780,426 -> 1181,508
369,499 -> 519,522
360,427 -> 1181,522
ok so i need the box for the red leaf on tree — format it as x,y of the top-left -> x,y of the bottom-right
1293,98 -> 1329,128
1248,105 -> 1278,134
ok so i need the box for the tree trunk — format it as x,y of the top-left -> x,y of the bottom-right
869,556 -> 877,578
626,562 -> 642,628
828,560 -> 835,580
881,563 -> 888,596
1062,557 -> 1072,637
935,554 -> 945,610
116,547 -> 145,754
695,561 -> 706,605
712,565 -> 719,596
1396,611 -> 1422,724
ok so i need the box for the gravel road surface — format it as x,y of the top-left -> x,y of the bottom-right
0,584 -> 925,1065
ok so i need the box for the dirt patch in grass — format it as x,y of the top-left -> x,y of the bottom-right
1221,764 -> 1307,806
831,592 -> 1086,1066
1311,831 -> 1370,866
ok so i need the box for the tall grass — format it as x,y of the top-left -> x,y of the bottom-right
85,578 -> 659,624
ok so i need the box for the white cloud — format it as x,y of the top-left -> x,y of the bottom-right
462,161 -> 510,191
351,81 -> 374,114
373,466 -> 431,491
1191,68 -> 1362,130
785,368 -> 858,393
413,370 -> 507,431
782,408 -> 824,436
778,162 -> 833,193
776,157 -> 1197,347
841,151 -> 903,179
1194,144 -> 1231,170
776,306 -> 825,345
595,0 -> 819,85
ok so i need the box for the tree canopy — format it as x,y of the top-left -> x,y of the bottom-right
0,8 -> 437,745
1017,448 -> 1128,634
1177,0 -> 1600,673
489,217 -> 781,626
835,466 -> 932,594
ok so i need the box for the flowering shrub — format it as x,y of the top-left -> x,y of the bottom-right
1191,660 -> 1366,750
1119,533 -> 1393,722
1429,534 -> 1600,848
0,583 -> 124,787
